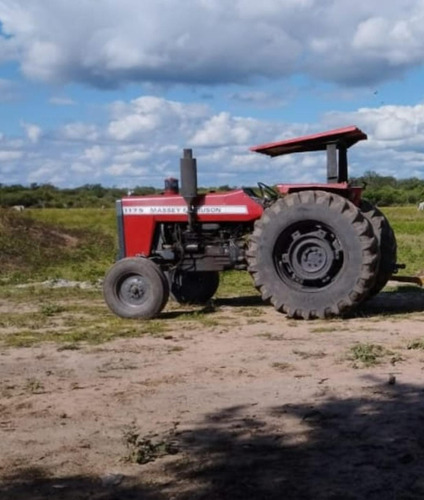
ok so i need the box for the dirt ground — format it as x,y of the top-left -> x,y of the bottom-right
2,288 -> 424,499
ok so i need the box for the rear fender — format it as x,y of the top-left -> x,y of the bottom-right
277,183 -> 363,206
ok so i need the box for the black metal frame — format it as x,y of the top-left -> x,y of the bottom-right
326,142 -> 348,184
115,200 -> 126,260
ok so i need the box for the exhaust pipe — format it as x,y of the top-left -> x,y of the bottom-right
180,149 -> 198,230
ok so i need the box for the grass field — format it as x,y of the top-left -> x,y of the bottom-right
1,204 -> 424,285
26,207 -> 117,237
384,206 -> 424,274
0,208 -> 117,283
12,204 -> 424,278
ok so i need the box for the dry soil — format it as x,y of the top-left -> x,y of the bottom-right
2,288 -> 424,499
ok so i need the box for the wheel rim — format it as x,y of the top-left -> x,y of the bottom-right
273,221 -> 344,289
118,274 -> 150,307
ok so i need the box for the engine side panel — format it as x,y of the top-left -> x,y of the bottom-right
120,189 -> 263,257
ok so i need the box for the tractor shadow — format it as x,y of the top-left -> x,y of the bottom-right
3,378 -> 424,499
161,295 -> 266,319
351,286 -> 424,319
214,295 -> 266,307
161,287 -> 424,320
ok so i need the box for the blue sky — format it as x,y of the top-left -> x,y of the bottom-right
1,0 -> 424,187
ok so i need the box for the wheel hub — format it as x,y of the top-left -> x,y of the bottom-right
119,275 -> 149,306
290,236 -> 334,280
275,223 -> 343,288
301,247 -> 326,271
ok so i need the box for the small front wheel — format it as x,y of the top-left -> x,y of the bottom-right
103,258 -> 169,319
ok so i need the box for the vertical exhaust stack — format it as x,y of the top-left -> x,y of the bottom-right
180,149 -> 198,231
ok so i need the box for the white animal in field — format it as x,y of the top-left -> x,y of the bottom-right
12,205 -> 25,212
418,201 -> 424,211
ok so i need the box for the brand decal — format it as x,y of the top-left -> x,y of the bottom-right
123,205 -> 248,215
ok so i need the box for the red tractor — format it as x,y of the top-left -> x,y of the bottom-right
103,126 -> 398,320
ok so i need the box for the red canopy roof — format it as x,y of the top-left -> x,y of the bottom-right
250,126 -> 367,157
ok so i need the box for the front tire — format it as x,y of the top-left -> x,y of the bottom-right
103,257 -> 169,319
247,191 -> 380,319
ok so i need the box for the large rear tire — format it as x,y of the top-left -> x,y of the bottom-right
103,257 -> 169,319
246,190 -> 380,319
169,270 -> 220,304
359,199 -> 397,296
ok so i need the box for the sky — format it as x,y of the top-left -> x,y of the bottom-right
1,0 -> 424,188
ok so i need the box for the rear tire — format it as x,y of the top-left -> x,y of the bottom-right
169,270 -> 220,304
247,190 -> 380,319
359,199 -> 397,296
103,257 -> 169,319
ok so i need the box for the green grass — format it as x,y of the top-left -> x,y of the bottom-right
383,206 -> 424,275
216,270 -> 256,297
122,425 -> 179,464
3,319 -> 169,348
346,342 -> 400,367
0,284 -> 234,348
0,208 -> 116,284
0,285 -> 100,301
39,303 -> 67,317
0,285 -> 171,347
407,339 -> 424,350
24,378 -> 45,394
26,208 -> 117,237
173,306 -> 223,328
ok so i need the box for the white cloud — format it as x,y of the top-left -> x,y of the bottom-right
21,122 -> 42,144
2,0 -> 424,88
353,13 -> 424,66
2,94 -> 424,186
320,103 -> 424,180
108,96 -> 208,142
324,104 -> 424,145
27,163 -> 66,185
0,150 -> 23,161
83,145 -> 108,165
60,122 -> 100,142
70,162 -> 94,174
106,163 -> 148,177
113,149 -> 151,163
108,113 -> 159,140
191,112 -> 256,147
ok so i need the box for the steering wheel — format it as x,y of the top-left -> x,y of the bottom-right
257,182 -> 279,203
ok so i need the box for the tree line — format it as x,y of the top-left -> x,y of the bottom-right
0,183 -> 157,208
0,173 -> 424,208
351,171 -> 424,206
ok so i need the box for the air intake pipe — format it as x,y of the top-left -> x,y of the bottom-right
180,149 -> 198,231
